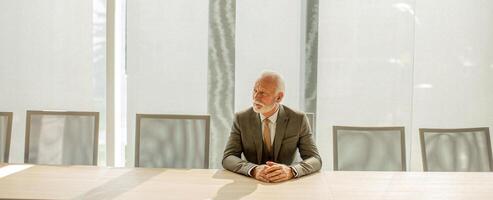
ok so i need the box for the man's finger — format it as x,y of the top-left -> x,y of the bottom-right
259,170 -> 268,177
264,165 -> 282,173
255,170 -> 270,182
271,177 -> 288,183
261,171 -> 273,182
259,168 -> 269,176
269,173 -> 287,182
265,169 -> 282,178
257,176 -> 270,182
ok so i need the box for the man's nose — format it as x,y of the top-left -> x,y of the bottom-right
253,92 -> 260,99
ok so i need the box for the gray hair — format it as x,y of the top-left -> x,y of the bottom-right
258,70 -> 285,94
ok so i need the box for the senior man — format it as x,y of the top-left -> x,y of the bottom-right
222,71 -> 322,183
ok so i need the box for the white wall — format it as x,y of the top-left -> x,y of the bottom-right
126,0 -> 209,167
0,0 -> 96,163
235,0 -> 302,111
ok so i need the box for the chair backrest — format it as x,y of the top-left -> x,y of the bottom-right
135,114 -> 210,168
420,127 -> 493,172
0,112 -> 13,163
25,110 -> 99,165
333,126 -> 406,171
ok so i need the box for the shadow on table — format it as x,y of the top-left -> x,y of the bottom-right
211,170 -> 268,200
72,168 -> 164,200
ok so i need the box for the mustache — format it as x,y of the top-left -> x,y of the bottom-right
253,100 -> 265,106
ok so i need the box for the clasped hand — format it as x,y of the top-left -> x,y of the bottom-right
252,161 -> 294,183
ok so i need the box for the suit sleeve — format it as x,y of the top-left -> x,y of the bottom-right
222,114 -> 257,176
290,114 -> 322,177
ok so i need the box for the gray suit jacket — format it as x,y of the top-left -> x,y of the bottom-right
222,105 -> 322,177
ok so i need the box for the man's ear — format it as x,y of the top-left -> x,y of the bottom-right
276,92 -> 285,102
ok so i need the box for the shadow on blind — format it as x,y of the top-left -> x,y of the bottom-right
135,114 -> 210,169
25,110 -> 99,165
333,126 -> 406,171
420,127 -> 493,172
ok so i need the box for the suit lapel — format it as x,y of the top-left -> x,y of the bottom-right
249,110 -> 263,164
273,105 -> 288,161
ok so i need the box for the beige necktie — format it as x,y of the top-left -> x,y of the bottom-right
263,119 -> 272,154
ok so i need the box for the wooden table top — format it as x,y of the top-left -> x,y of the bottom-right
0,164 -> 492,200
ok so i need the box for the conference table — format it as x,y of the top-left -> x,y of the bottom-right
0,163 -> 492,200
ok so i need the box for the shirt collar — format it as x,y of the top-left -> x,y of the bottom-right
259,105 -> 280,124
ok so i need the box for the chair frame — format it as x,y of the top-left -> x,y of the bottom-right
24,110 -> 99,165
333,126 -> 406,171
419,127 -> 493,171
135,114 -> 210,168
0,112 -> 13,163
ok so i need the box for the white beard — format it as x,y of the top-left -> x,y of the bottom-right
252,100 -> 277,114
